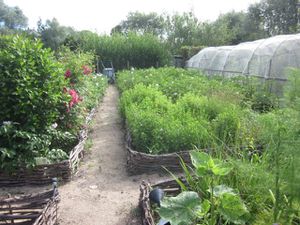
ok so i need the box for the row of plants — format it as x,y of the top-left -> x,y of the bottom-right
0,35 -> 108,171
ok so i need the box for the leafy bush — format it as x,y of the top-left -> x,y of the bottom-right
0,35 -> 67,131
57,47 -> 95,87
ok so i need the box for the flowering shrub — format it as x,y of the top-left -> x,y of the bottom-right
57,47 -> 108,133
0,36 -> 107,171
57,47 -> 94,88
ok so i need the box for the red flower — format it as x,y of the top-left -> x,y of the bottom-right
82,65 -> 92,75
65,69 -> 72,78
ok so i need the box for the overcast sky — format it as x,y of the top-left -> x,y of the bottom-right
5,0 -> 260,34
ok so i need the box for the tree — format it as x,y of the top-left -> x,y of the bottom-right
165,12 -> 202,51
197,21 -> 233,46
37,18 -> 75,51
111,11 -> 166,38
244,3 -> 267,40
250,0 -> 299,36
0,0 -> 27,31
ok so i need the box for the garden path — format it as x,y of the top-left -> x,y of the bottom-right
59,85 -> 163,225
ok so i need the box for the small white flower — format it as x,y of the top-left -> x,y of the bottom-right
51,123 -> 58,129
3,121 -> 12,126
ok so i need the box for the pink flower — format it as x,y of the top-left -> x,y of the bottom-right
65,69 -> 72,78
82,65 -> 92,75
68,89 -> 81,109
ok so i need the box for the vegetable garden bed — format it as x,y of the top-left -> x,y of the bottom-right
0,108 -> 96,187
0,187 -> 59,225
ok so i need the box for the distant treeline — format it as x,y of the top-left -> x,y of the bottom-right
1,0 -> 299,68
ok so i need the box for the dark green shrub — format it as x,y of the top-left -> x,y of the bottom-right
251,92 -> 277,113
0,35 -> 67,131
0,35 -> 71,169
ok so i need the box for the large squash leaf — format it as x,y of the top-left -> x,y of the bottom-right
157,191 -> 201,225
218,192 -> 249,224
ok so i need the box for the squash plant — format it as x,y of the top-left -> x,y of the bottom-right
158,151 -> 249,225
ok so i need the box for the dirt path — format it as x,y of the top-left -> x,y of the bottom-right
58,85 -> 163,225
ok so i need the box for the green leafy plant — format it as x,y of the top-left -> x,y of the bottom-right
159,151 -> 249,225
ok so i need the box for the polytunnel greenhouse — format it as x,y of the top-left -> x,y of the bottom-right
186,33 -> 300,81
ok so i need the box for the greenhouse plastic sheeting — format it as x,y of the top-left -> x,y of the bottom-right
186,33 -> 300,81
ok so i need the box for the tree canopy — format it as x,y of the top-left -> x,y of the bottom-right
0,0 -> 28,31
37,18 -> 76,51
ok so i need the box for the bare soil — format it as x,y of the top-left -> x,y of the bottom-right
58,85 -> 165,225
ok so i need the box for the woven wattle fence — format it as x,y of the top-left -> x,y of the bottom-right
0,187 -> 60,225
126,129 -> 262,175
126,130 -> 191,175
0,108 -> 96,187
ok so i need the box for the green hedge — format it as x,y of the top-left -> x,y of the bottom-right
74,32 -> 171,70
